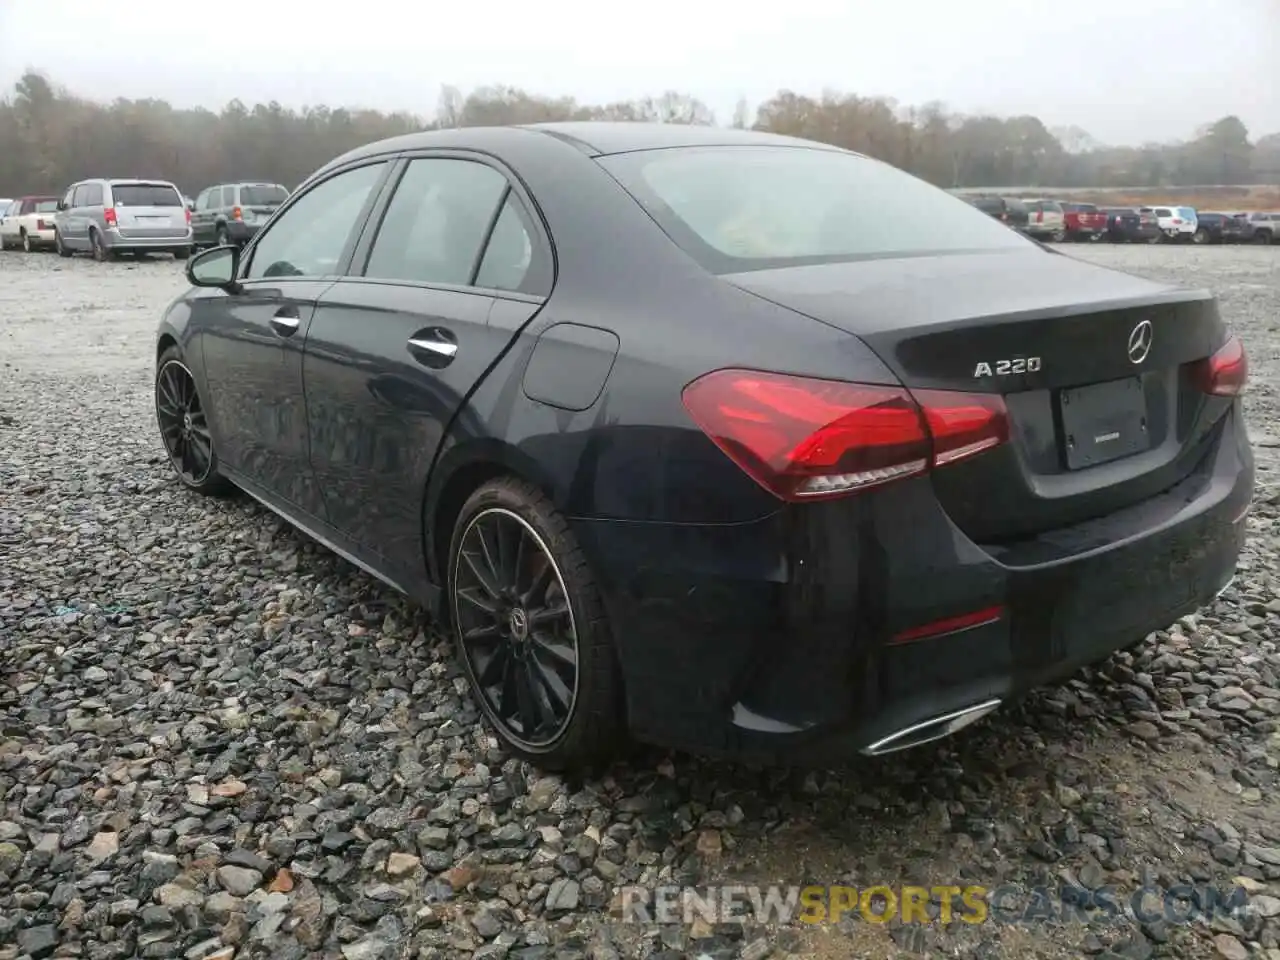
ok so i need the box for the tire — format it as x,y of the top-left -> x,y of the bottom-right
1256,230 -> 1273,246
216,225 -> 230,247
90,229 -> 112,262
154,346 -> 232,496
55,230 -> 72,257
1192,228 -> 1208,245
447,477 -> 624,770
21,231 -> 33,253
173,247 -> 190,261
1050,229 -> 1066,243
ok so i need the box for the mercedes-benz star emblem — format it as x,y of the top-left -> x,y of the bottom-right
1127,320 -> 1153,365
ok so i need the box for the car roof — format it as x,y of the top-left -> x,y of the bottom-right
16,194 -> 58,201
334,121 -> 848,165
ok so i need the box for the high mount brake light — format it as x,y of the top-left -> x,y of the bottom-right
1191,335 -> 1248,397
681,369 -> 1009,502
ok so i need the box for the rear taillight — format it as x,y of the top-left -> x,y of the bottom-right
681,369 -> 1009,501
1036,211 -> 1044,223
185,208 -> 192,224
103,207 -> 117,227
232,206 -> 243,221
1191,336 -> 1248,397
37,218 -> 49,230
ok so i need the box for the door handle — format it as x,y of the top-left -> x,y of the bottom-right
407,337 -> 457,358
407,328 -> 459,368
270,308 -> 301,337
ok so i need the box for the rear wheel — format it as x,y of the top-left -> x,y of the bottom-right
90,230 -> 112,262
155,347 -> 231,496
447,477 -> 624,770
21,231 -> 33,253
173,247 -> 190,261
216,225 -> 230,247
55,230 -> 72,257
1050,228 -> 1066,242
1256,230 -> 1273,246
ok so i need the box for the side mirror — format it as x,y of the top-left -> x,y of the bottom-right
56,201 -> 67,211
186,245 -> 242,293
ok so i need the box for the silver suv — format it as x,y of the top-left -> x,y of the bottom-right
54,178 -> 193,261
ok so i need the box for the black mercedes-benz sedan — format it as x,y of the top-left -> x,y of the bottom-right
154,122 -> 1253,770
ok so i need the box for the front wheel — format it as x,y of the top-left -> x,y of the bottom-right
447,477 -> 624,770
155,348 -> 231,496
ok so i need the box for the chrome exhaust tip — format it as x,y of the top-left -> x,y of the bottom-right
860,699 -> 1002,757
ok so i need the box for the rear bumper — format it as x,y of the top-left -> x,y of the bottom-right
103,227 -> 193,250
574,408 -> 1252,763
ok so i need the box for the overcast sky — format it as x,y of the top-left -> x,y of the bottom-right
1,0 -> 1276,146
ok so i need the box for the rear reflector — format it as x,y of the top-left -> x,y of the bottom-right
1191,335 -> 1248,397
681,369 -> 1009,501
891,605 -> 1005,644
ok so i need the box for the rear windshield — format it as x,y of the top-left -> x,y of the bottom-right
29,199 -> 58,213
111,184 -> 182,207
597,146 -> 1030,272
1176,207 -> 1196,218
240,185 -> 289,206
1002,198 -> 1028,213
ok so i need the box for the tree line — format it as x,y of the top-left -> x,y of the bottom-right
2,70 -> 1277,199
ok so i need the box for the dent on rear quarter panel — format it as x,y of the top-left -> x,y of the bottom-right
522,323 -> 621,411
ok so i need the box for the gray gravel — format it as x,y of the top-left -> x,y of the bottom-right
1,245 -> 1279,960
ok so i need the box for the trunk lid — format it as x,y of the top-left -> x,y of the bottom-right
725,249 -> 1231,542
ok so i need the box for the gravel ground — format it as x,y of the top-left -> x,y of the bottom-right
2,244 -> 1279,960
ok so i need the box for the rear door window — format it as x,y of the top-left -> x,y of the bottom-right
112,184 -> 181,207
1155,208 -> 1173,217
221,186 -> 236,207
363,158 -> 508,287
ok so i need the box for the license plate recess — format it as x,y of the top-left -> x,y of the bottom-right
1059,376 -> 1149,470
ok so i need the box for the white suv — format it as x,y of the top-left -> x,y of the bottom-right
1140,206 -> 1198,243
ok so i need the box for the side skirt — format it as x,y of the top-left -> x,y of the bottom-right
222,467 -> 443,616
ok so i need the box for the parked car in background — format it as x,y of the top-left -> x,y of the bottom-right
55,179 -> 193,261
1022,199 -> 1066,241
0,195 -> 60,251
1238,211 -> 1278,245
154,122 -> 1252,768
1099,207 -> 1161,244
1139,206 -> 1198,243
1219,214 -> 1251,244
191,182 -> 290,248
1190,212 -> 1237,244
0,198 -> 11,214
966,195 -> 1031,233
1059,202 -> 1107,242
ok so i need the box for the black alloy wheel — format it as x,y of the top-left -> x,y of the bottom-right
155,350 -> 228,494
448,478 -> 624,768
455,507 -> 579,746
